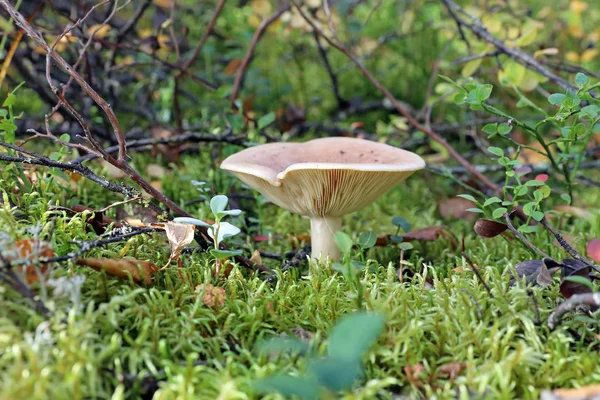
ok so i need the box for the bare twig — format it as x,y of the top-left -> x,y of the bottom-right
441,0 -> 576,92
462,251 -> 493,298
504,213 -> 552,259
291,0 -> 503,196
230,1 -> 290,107
548,292 -> 600,329
540,218 -> 600,274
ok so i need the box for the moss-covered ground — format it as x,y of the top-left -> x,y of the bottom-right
1,151 -> 600,400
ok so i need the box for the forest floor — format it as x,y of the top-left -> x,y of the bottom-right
1,150 -> 600,399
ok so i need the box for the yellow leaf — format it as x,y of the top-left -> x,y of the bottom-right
581,48 -> 598,63
461,58 -> 482,78
498,60 -> 526,86
247,13 -> 261,28
87,24 -> 111,39
566,51 -> 580,63
250,0 -> 272,16
569,0 -> 588,14
513,21 -> 539,47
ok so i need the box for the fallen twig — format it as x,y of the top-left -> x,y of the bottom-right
548,292 -> 600,329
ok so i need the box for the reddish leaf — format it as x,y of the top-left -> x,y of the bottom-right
403,226 -> 447,241
535,174 -> 549,182
473,219 -> 507,238
587,239 -> 600,262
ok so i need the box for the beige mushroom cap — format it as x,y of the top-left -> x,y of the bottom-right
220,137 -> 425,218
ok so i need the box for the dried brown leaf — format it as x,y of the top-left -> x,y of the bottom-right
438,197 -> 476,220
543,384 -> 600,399
153,222 -> 196,268
474,218 -> 508,238
76,258 -> 157,285
199,283 -> 226,308
250,249 -> 263,265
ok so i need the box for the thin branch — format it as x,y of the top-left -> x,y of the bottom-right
291,0 -> 503,196
548,292 -> 600,330
540,218 -> 600,274
230,1 -> 290,107
441,0 -> 576,92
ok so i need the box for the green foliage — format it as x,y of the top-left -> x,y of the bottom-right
175,193 -> 242,260
254,312 -> 385,399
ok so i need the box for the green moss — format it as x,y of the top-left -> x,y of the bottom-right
1,151 -> 600,400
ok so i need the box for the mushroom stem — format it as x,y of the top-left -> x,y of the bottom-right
310,216 -> 342,261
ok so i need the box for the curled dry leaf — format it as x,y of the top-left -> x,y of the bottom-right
76,258 -> 157,285
250,249 -> 263,265
11,239 -> 54,284
510,258 -> 560,287
560,259 -> 592,299
152,222 -> 196,268
197,283 -> 226,308
586,238 -> 600,263
438,197 -> 476,221
474,219 -> 507,238
403,226 -> 457,247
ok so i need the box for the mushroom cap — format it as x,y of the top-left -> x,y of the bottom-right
220,137 -> 425,217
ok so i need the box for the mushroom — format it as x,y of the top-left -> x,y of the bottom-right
220,137 -> 425,261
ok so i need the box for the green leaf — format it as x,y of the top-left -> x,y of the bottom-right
519,225 -> 538,234
212,222 -> 240,242
327,312 -> 385,361
453,93 -> 466,105
253,375 -> 320,400
308,358 -> 362,392
389,235 -> 403,244
256,337 -> 309,356
59,133 -> 70,142
482,123 -> 498,135
2,93 -> 16,107
173,217 -> 211,227
397,242 -> 414,251
438,74 -> 466,93
487,146 -> 504,157
334,231 -> 353,254
218,209 -> 242,217
531,211 -> 545,221
572,123 -> 586,138
492,207 -> 508,219
457,194 -> 477,203
483,197 -> 502,207
466,208 -> 484,213
358,231 -> 377,249
210,249 -> 242,260
257,112 -> 276,130
533,190 -> 544,202
391,216 -> 411,232
564,275 -> 595,291
497,123 -> 512,135
575,72 -> 588,87
581,105 -> 599,119
561,193 -> 572,203
210,195 -> 229,215
548,93 -> 565,105
525,180 -> 545,187
523,202 -> 536,216
476,84 -> 493,102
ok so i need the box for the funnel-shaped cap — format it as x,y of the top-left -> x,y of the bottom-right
220,137 -> 425,218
